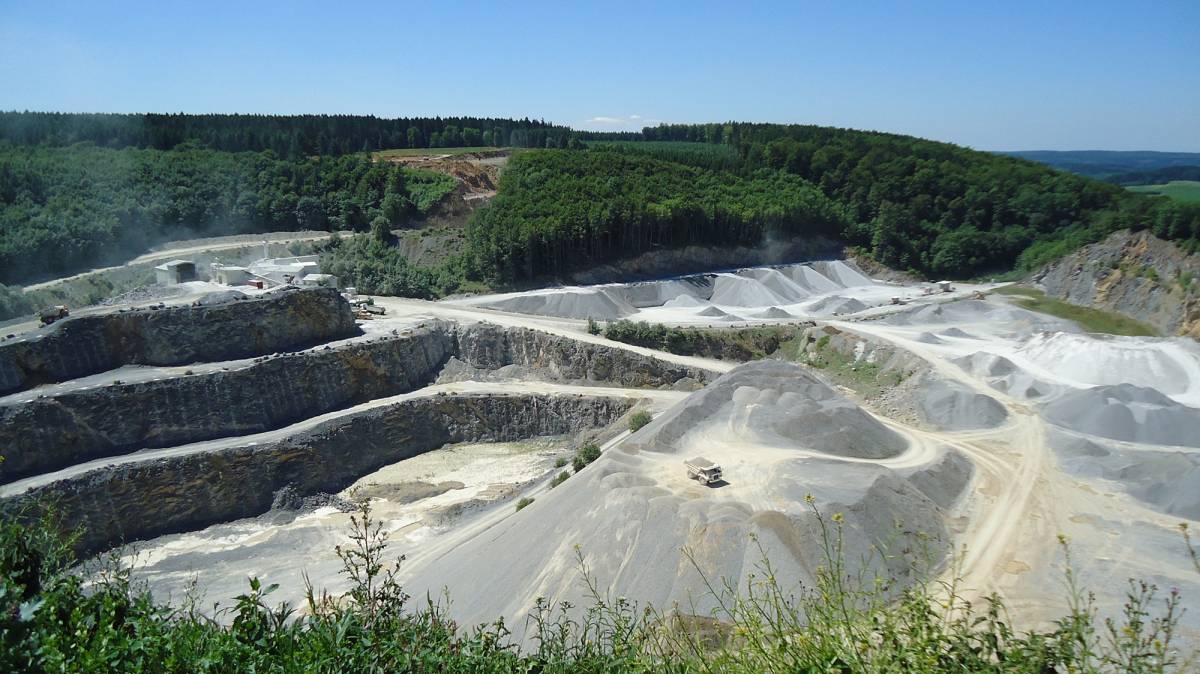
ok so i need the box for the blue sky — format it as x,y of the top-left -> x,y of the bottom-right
2,0 -> 1196,151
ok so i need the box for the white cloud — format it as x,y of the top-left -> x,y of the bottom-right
579,114 -> 661,130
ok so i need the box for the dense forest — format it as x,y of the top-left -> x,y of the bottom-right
581,124 -> 1200,276
5,111 -> 1200,299
0,142 -> 455,283
0,112 -> 574,156
467,150 -> 846,280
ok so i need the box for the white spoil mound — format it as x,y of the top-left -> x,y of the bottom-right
741,268 -> 815,303
1016,332 -> 1200,397
755,307 -> 795,319
810,260 -> 875,287
484,288 -> 636,320
1044,384 -> 1200,447
782,264 -> 842,293
624,279 -> 710,308
916,380 -> 1008,431
953,352 -> 1053,400
708,273 -> 789,307
1051,429 -> 1200,520
805,296 -> 868,315
697,306 -> 730,317
662,294 -> 706,308
401,361 -> 970,638
880,300 -> 1072,334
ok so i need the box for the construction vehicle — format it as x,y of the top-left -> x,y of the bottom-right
685,457 -> 723,485
38,305 -> 69,326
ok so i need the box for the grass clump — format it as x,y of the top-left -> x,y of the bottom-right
514,496 -> 535,511
992,285 -> 1158,336
628,410 -> 652,432
549,471 -> 571,489
571,441 -> 602,473
603,320 -> 805,361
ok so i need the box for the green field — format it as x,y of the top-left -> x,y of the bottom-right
373,146 -> 501,159
1127,180 -> 1200,203
991,284 -> 1158,336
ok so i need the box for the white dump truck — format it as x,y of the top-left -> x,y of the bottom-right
685,457 -> 723,485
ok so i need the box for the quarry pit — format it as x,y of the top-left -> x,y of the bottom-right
2,259 -> 1199,647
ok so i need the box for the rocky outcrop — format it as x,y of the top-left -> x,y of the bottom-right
0,287 -> 357,394
0,324 -> 457,483
1033,229 -> 1200,338
0,323 -> 708,484
4,392 -> 633,556
453,324 -> 712,388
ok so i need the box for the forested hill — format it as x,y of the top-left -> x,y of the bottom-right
999,150 -> 1200,180
0,112 -> 573,156
0,142 -> 456,284
580,125 -> 1200,276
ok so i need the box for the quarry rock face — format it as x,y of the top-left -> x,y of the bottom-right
0,325 -> 458,483
4,393 -> 633,556
453,324 -> 712,388
1033,229 -> 1200,338
0,287 -> 357,394
0,322 -> 708,484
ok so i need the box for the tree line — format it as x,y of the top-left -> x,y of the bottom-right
467,150 -> 847,281
0,142 -> 456,284
0,112 -> 574,157
585,123 -> 1200,276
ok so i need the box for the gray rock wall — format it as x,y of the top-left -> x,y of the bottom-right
1032,229 -> 1200,338
5,393 -> 633,557
0,323 -> 709,484
0,287 -> 356,394
454,324 -> 712,388
0,325 -> 457,483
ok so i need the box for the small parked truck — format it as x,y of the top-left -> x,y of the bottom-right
38,305 -> 69,326
685,457 -> 723,485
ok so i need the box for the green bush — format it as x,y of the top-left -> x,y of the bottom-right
571,441 -> 603,474
549,471 -> 570,489
629,411 -> 652,432
0,501 -> 1194,672
515,497 -> 535,511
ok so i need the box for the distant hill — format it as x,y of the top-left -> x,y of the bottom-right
1104,165 -> 1200,186
1001,150 -> 1200,179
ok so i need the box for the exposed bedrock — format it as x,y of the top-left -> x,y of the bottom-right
451,324 -> 713,388
0,287 -> 357,395
1032,229 -> 1200,338
4,393 -> 633,557
0,324 -> 457,483
0,323 -> 710,483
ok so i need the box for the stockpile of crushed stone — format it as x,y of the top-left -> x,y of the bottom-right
708,273 -> 789,307
1044,383 -> 1200,447
810,260 -> 875,287
742,268 -> 815,303
1016,332 -> 1199,396
781,264 -> 843,293
399,361 -> 968,643
805,296 -> 867,315
624,279 -> 711,307
916,379 -> 1008,431
755,307 -> 794,319
484,288 -> 636,320
1050,428 -> 1200,519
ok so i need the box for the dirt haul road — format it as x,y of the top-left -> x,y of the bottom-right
831,316 -> 1199,632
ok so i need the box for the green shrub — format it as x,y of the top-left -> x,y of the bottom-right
0,501 -> 1194,672
629,410 -> 652,432
515,497 -> 534,511
549,471 -> 570,489
571,441 -> 603,474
